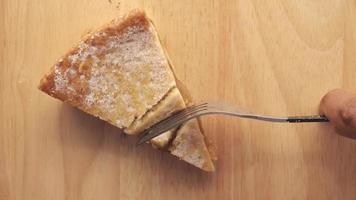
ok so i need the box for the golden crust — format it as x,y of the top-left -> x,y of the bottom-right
39,9 -> 149,97
39,9 -> 216,171
39,9 -> 176,128
39,9 -> 149,98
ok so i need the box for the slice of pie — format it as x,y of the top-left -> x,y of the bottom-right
38,9 -> 215,171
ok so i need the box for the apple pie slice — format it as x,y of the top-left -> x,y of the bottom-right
38,9 -> 215,171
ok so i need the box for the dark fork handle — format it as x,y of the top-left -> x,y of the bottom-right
286,115 -> 329,123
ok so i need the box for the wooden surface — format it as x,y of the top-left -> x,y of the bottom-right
1,0 -> 356,199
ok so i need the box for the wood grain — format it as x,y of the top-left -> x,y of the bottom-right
1,0 -> 356,199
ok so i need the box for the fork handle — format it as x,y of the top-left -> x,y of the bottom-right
286,115 -> 329,123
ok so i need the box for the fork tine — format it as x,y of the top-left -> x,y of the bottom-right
137,103 -> 209,145
138,108 -> 207,144
162,103 -> 208,122
147,103 -> 208,131
137,108 -> 209,145
147,107 -> 207,134
140,103 -> 208,135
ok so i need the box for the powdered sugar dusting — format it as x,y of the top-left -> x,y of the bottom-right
173,146 -> 204,168
85,92 -> 95,106
51,19 -> 176,129
51,19 -> 175,128
68,54 -> 79,64
54,65 -> 66,90
171,133 -> 205,168
84,24 -> 175,127
170,120 -> 209,168
53,65 -> 77,94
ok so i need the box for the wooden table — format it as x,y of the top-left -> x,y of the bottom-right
1,0 -> 356,199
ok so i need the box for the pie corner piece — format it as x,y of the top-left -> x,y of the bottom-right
38,9 -> 216,172
170,119 -> 216,171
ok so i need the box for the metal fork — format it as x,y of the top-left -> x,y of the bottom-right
137,102 -> 329,145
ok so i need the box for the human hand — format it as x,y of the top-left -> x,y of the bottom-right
320,89 -> 356,139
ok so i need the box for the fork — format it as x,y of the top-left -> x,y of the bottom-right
137,102 -> 329,145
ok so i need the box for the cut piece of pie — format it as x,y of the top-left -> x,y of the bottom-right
38,9 -> 215,171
